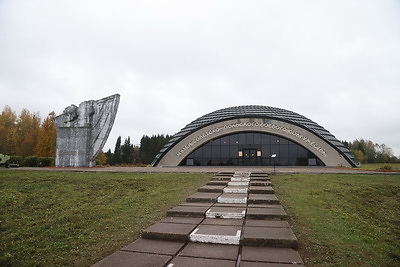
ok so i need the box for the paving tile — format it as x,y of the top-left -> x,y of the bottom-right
207,180 -> 229,186
250,181 -> 272,186
245,219 -> 290,228
240,262 -> 304,266
218,193 -> 247,204
228,181 -> 249,186
178,202 -> 213,208
241,226 -> 298,248
186,192 -> 221,203
179,242 -> 239,260
190,225 -> 242,245
246,207 -> 287,219
206,207 -> 246,219
249,186 -> 274,194
247,204 -> 284,209
223,186 -> 248,194
121,238 -> 185,255
250,177 -> 270,181
212,176 -> 233,181
198,185 -> 225,192
160,216 -> 203,225
213,203 -> 247,208
93,251 -> 172,267
248,194 -> 279,204
167,205 -> 209,217
230,177 -> 250,182
142,222 -> 197,241
201,218 -> 244,226
241,246 -> 304,265
168,256 -> 236,267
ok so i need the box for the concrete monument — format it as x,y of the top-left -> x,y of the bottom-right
54,94 -> 120,167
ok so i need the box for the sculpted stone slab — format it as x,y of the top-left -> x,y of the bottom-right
55,94 -> 120,167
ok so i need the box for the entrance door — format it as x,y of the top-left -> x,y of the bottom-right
243,149 -> 257,166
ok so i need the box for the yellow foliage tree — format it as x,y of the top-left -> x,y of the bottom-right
35,112 -> 56,157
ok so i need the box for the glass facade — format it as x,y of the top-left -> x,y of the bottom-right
179,132 -> 324,166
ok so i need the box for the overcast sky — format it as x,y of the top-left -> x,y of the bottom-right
1,0 -> 399,156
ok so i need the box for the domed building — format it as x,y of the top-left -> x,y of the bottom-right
152,106 -> 358,167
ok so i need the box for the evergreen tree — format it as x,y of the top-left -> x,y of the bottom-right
114,136 -> 122,165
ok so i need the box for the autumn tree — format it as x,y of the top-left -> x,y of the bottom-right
35,112 -> 56,157
0,106 -> 18,154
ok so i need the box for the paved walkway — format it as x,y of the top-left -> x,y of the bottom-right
93,171 -> 304,266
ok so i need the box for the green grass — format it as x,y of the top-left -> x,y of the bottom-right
272,174 -> 400,267
0,171 -> 212,267
357,163 -> 400,171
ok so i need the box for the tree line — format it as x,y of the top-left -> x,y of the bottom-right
104,134 -> 171,165
0,106 -> 56,157
342,139 -> 399,164
1,106 -> 399,166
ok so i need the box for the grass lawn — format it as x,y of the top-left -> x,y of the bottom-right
0,171 -> 212,266
272,173 -> 400,267
357,163 -> 400,171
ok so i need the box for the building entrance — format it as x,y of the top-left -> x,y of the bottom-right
242,149 -> 257,166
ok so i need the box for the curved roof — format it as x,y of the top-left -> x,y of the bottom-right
152,105 -> 358,167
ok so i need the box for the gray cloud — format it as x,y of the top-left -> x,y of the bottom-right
1,0 -> 399,155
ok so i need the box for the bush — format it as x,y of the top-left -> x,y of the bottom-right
24,156 -> 39,167
38,157 -> 54,167
378,164 -> 392,171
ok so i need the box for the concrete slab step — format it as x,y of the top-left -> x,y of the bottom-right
178,242 -> 239,261
160,217 -> 203,225
241,226 -> 298,248
248,194 -> 279,204
250,176 -> 270,181
240,246 -> 304,265
231,177 -> 250,182
201,218 -> 244,226
249,186 -> 274,194
228,181 -> 249,186
218,193 -> 247,204
93,250 -> 172,267
206,207 -> 246,219
207,180 -> 229,186
245,219 -> 290,228
246,207 -> 287,219
142,222 -> 197,242
186,192 -> 221,203
121,238 -> 185,255
167,205 -> 210,217
212,176 -> 233,181
198,185 -> 225,193
250,180 -> 272,186
167,256 -> 236,267
223,186 -> 248,194
189,225 -> 242,245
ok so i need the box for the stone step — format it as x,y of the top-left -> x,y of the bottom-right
241,226 -> 298,248
245,219 -> 290,228
198,185 -> 225,193
248,194 -> 279,204
186,192 -> 221,203
240,246 -> 304,266
206,207 -> 246,219
167,205 -> 210,217
189,225 -> 242,245
141,222 -> 197,242
212,176 -> 233,181
250,180 -> 272,186
217,193 -> 247,204
223,186 -> 248,194
215,172 -> 235,176
249,186 -> 274,194
250,176 -> 270,181
246,207 -> 287,219
207,180 -> 229,186
228,181 -> 249,186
